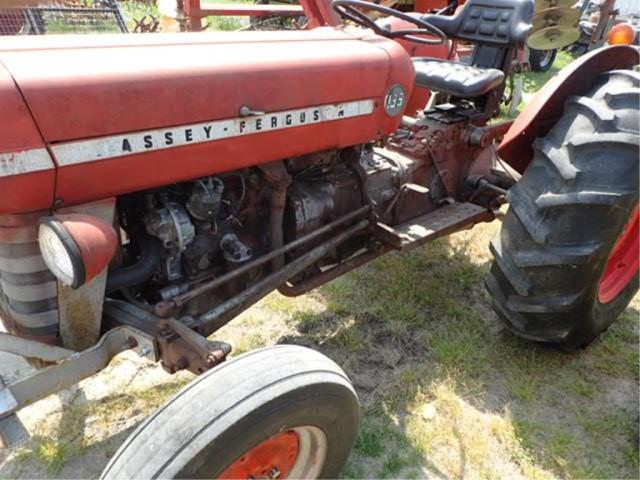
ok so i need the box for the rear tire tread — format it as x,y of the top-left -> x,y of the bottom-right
488,68 -> 639,350
512,242 -> 601,267
535,190 -> 628,208
506,289 -> 585,314
489,238 -> 532,296
566,95 -> 616,129
532,137 -> 580,181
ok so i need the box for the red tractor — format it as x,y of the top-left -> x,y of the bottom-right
0,0 -> 638,477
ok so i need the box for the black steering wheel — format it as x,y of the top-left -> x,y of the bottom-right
332,0 -> 447,45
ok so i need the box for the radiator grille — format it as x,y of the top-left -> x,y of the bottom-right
0,214 -> 59,343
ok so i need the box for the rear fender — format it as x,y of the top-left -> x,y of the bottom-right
498,45 -> 640,173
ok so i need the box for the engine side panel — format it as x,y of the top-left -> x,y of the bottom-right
0,62 -> 55,215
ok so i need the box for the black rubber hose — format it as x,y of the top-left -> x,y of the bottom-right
106,236 -> 161,294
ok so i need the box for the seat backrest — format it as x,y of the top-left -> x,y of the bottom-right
423,0 -> 534,48
424,0 -> 533,71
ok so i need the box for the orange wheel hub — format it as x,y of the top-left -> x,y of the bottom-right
218,430 -> 300,479
599,207 -> 640,304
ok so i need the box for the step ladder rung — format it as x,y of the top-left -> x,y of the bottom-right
374,203 -> 489,250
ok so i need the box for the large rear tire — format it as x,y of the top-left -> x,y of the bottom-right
487,69 -> 640,351
101,345 -> 360,479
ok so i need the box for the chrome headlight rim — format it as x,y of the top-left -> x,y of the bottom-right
38,216 -> 86,289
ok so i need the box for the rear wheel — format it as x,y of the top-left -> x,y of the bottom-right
101,345 -> 360,479
487,69 -> 640,351
529,48 -> 558,72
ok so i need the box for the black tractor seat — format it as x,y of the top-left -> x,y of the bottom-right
409,0 -> 534,101
413,58 -> 505,98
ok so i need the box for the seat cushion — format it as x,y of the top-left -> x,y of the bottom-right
413,58 -> 505,98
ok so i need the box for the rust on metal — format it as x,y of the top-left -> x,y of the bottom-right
56,199 -> 116,351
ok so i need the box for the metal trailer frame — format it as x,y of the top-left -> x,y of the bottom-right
0,0 -> 128,35
179,0 -> 341,30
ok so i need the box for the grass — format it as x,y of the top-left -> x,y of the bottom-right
246,217 -> 636,480
354,424 -> 386,457
266,223 -> 637,478
2,364 -> 193,476
35,440 -> 69,474
497,50 -> 574,121
380,452 -> 410,478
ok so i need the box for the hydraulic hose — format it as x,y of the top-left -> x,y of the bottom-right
106,236 -> 161,294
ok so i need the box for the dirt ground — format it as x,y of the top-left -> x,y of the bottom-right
1,217 -> 638,479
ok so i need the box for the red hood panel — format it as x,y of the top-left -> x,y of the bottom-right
0,29 -> 404,142
0,29 -> 415,210
0,62 -> 55,214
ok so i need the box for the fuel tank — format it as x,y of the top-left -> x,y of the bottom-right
0,28 -> 414,213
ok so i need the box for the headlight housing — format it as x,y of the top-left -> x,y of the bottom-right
39,214 -> 118,289
608,23 -> 637,46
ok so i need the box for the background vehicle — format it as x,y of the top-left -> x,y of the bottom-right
0,0 -> 637,477
0,0 -> 128,34
566,0 -> 639,55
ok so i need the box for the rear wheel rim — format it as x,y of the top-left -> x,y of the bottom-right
539,49 -> 554,68
598,206 -> 639,304
218,426 -> 327,479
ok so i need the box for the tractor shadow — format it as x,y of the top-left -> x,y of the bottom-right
0,364 -> 189,479
0,225 -> 636,479
0,386 -> 134,479
276,233 -> 640,479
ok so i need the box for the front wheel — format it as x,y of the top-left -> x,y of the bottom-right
529,48 -> 558,72
101,345 -> 360,479
487,69 -> 639,351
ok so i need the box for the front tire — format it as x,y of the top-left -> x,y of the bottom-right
487,69 -> 640,351
101,345 -> 360,479
529,48 -> 558,72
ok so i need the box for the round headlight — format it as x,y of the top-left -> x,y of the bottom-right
39,218 -> 86,288
38,214 -> 118,289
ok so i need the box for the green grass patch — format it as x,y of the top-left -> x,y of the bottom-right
497,50 -> 574,121
380,452 -> 409,478
332,326 -> 365,353
231,333 -> 266,356
35,439 -> 70,474
354,425 -> 386,458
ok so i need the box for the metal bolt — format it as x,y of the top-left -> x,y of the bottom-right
153,301 -> 175,318
269,467 -> 281,479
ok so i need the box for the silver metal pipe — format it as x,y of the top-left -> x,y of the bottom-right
0,332 -> 75,363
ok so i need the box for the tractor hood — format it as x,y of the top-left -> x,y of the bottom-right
0,28 -> 414,212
